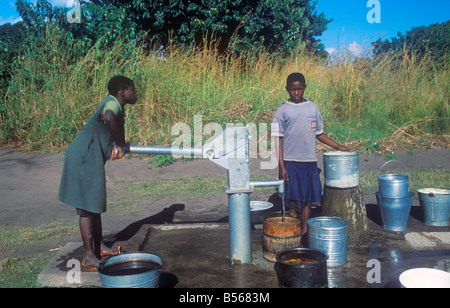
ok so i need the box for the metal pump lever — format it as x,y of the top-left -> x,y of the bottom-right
122,127 -> 283,264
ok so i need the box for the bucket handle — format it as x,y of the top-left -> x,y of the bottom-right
379,160 -> 408,176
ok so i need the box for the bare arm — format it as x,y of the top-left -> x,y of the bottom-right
104,110 -> 126,147
276,137 -> 289,182
104,110 -> 126,159
316,134 -> 351,151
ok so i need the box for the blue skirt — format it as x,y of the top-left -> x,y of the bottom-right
284,161 -> 322,203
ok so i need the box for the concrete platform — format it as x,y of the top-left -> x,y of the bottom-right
36,215 -> 450,288
36,242 -> 102,288
36,223 -> 279,288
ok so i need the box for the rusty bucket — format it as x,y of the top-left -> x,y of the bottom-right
262,212 -> 302,262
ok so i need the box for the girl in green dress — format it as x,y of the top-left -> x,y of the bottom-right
58,75 -> 137,270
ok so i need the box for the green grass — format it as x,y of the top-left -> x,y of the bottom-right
0,219 -> 78,288
0,219 -> 78,253
358,169 -> 450,195
107,174 -> 275,215
107,176 -> 227,215
0,254 -> 56,288
0,28 -> 448,151
109,169 -> 449,216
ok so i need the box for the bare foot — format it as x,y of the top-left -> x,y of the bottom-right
100,243 -> 122,257
81,253 -> 100,270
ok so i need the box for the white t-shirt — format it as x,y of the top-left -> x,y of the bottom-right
271,99 -> 324,162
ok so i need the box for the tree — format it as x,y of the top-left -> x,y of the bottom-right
15,0 -> 138,52
14,0 -> 330,55
0,21 -> 27,119
372,21 -> 449,66
232,0 -> 330,55
87,0 -> 331,55
15,0 -> 55,37
0,22 -> 27,78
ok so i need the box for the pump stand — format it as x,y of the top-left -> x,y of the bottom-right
129,126 -> 283,264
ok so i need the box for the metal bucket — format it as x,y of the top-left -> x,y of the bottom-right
418,188 -> 450,226
98,252 -> 163,288
323,151 -> 359,188
378,160 -> 410,197
250,201 -> 273,224
400,268 -> 450,288
307,217 -> 348,267
376,192 -> 414,231
274,248 -> 328,288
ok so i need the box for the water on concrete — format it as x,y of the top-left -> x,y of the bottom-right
37,215 -> 450,288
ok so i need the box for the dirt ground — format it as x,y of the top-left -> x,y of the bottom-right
1,146 -> 448,252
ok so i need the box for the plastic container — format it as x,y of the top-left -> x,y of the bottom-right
399,268 -> 450,288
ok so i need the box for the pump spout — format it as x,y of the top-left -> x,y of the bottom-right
249,179 -> 284,194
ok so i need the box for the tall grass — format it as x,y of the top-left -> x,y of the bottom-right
1,27 -> 448,151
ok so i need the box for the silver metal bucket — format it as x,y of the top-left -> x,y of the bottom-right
307,217 -> 348,267
98,252 -> 163,288
418,188 -> 450,226
378,160 -> 410,197
376,192 -> 414,231
323,151 -> 359,188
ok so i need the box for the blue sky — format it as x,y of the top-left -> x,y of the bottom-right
1,0 -> 449,56
0,0 -> 71,24
316,0 -> 450,56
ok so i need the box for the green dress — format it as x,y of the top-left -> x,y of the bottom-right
58,95 -> 123,214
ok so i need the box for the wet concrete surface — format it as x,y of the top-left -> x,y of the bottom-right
122,218 -> 449,288
37,204 -> 450,288
138,225 -> 279,288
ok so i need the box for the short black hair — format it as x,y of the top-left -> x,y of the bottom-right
107,75 -> 134,96
286,73 -> 306,86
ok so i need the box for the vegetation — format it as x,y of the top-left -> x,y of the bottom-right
372,20 -> 449,67
1,28 -> 448,152
0,1 -> 448,288
0,219 -> 78,288
0,1 -> 448,152
86,0 -> 331,55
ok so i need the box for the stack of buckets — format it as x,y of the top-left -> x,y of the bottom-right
376,160 -> 414,231
303,151 -> 359,268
